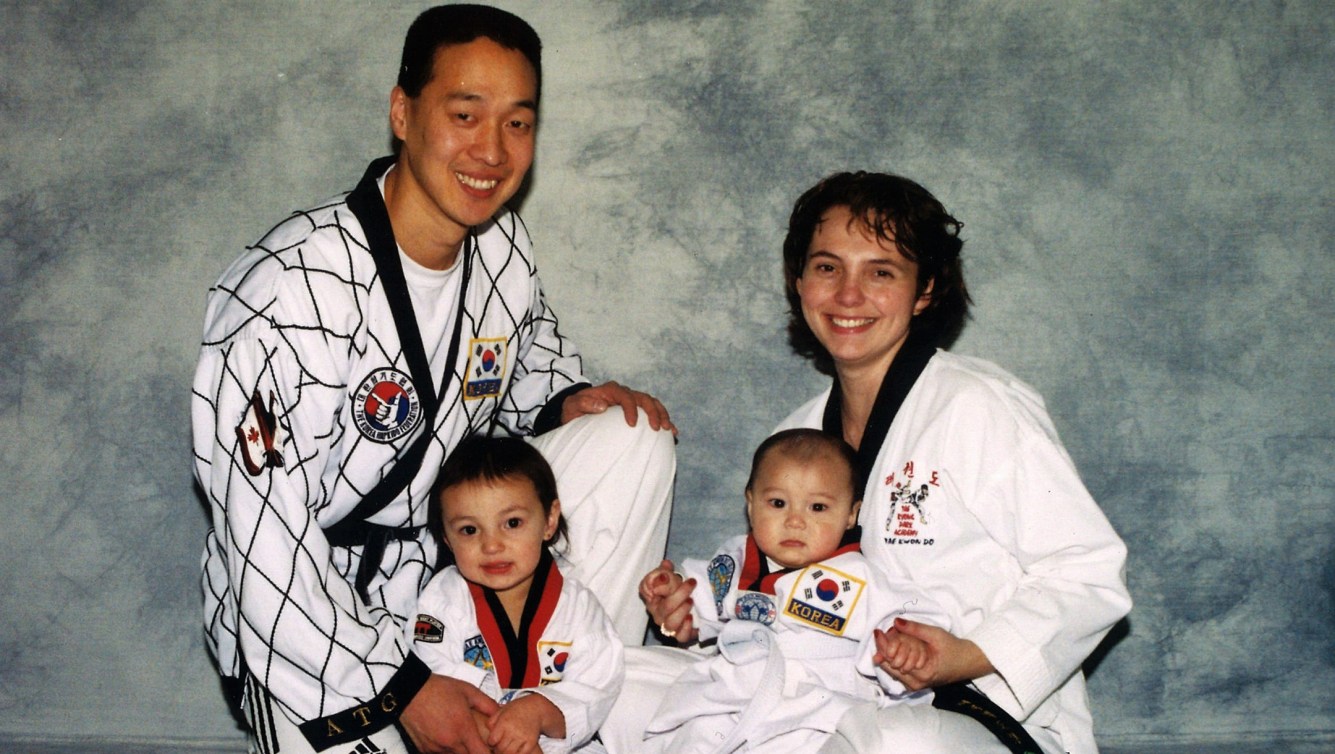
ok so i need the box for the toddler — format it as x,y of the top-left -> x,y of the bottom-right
410,436 -> 623,754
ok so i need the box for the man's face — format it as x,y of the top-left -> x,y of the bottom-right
746,449 -> 860,569
390,37 -> 538,251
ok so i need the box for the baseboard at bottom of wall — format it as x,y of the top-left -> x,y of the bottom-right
0,734 -> 246,754
1100,729 -> 1335,754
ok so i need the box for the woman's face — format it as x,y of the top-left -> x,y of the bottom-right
794,206 -> 933,379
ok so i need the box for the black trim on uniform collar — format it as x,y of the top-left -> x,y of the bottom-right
822,329 -> 937,496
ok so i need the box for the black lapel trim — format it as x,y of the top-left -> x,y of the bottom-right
480,549 -> 556,689
822,330 -> 937,495
325,157 -> 474,603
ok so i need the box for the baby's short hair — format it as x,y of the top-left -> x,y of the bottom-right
745,428 -> 859,500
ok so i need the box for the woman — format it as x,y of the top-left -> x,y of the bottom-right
647,172 -> 1131,754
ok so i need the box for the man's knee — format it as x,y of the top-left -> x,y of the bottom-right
586,407 -> 673,447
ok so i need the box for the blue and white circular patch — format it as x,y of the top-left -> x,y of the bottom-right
735,592 -> 777,625
352,368 -> 423,443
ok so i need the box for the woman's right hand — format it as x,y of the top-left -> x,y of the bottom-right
873,618 -> 995,692
638,559 -> 698,644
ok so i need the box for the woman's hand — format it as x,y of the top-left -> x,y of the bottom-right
873,618 -> 995,692
638,559 -> 698,644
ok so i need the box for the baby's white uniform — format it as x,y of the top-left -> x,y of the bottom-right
410,553 -> 623,754
644,533 -> 947,753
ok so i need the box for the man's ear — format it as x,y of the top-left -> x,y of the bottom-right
389,86 -> 409,142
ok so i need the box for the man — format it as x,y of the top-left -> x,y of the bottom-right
192,6 -> 675,753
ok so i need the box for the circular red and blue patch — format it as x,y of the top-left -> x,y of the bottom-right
352,368 -> 423,443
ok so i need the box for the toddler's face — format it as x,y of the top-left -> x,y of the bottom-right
439,475 -> 559,599
745,450 -> 859,569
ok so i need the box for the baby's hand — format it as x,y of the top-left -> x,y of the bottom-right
488,694 -> 563,754
873,625 -> 930,674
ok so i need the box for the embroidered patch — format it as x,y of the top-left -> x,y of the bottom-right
734,591 -> 776,625
538,640 -> 571,685
882,459 -> 942,545
352,368 -> 422,443
235,389 -> 287,476
707,554 -> 737,619
464,338 -> 507,400
783,564 -> 865,635
413,614 -> 444,644
464,634 -> 493,671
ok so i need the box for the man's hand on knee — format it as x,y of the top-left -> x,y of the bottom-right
560,381 -> 677,436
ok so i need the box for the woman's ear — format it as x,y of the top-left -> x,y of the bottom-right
913,278 -> 935,315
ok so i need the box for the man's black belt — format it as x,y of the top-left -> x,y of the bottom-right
326,521 -> 426,602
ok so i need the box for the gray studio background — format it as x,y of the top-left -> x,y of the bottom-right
1,1 -> 1331,750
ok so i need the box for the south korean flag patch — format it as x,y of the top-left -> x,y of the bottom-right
465,338 -> 507,400
783,564 -> 866,636
537,640 -> 571,685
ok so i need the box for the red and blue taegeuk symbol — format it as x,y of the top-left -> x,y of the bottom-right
816,578 -> 840,602
481,348 -> 497,373
364,381 -> 411,431
553,652 -> 568,672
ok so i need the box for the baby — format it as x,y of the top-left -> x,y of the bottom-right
639,428 -> 948,753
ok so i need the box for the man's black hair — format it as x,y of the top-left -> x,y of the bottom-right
397,4 -> 542,99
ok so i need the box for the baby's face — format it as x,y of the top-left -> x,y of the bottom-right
745,450 -> 859,569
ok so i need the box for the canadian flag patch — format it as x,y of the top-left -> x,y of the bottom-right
235,390 -> 286,476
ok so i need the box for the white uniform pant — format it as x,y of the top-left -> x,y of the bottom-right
815,702 -> 1064,754
532,408 -> 676,645
599,648 -> 1066,754
245,410 -> 675,753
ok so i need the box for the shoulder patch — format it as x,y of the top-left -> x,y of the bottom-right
464,338 -> 507,400
235,390 -> 287,476
352,368 -> 422,443
782,564 -> 866,636
707,554 -> 737,618
413,614 -> 444,643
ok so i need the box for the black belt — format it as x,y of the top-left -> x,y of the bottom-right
932,682 -> 1045,754
326,521 -> 426,602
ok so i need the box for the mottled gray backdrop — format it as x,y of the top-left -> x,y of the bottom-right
1,0 -> 1330,749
